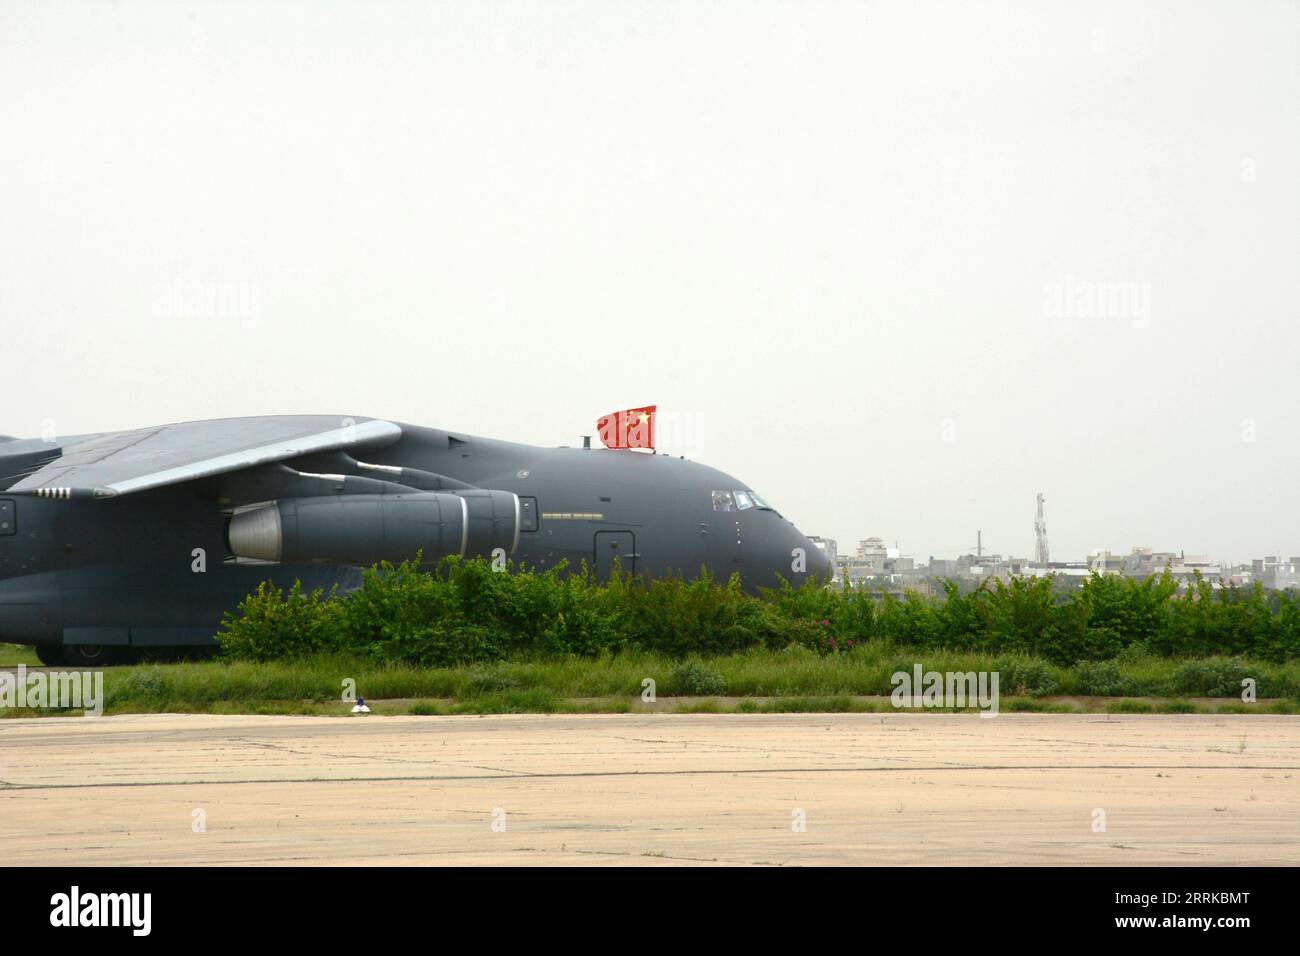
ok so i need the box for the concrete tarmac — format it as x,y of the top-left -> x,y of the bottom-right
1,712 -> 1297,865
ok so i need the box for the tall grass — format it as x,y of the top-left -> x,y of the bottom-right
61,646 -> 1300,715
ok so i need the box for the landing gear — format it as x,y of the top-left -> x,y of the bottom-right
59,644 -> 129,666
34,644 -> 63,666
68,644 -> 115,666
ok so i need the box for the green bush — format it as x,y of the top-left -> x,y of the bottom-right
108,668 -> 171,706
1172,658 -> 1251,697
982,577 -> 1053,655
1116,640 -> 1154,663
215,558 -> 1300,669
669,659 -> 728,696
368,622 -> 504,668
999,658 -> 1060,696
217,580 -> 346,661
1073,660 -> 1126,696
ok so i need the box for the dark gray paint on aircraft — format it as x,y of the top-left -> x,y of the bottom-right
0,416 -> 829,664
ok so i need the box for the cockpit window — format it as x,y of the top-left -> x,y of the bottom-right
714,489 -> 773,512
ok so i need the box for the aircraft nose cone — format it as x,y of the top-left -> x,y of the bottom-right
738,509 -> 833,590
779,525 -> 832,584
805,538 -> 832,581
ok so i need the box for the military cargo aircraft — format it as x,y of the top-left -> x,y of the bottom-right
0,415 -> 829,664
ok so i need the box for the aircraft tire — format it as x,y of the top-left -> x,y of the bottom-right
61,644 -> 122,667
34,644 -> 64,666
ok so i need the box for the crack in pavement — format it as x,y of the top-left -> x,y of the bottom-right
223,737 -> 532,776
1,763 -> 1297,792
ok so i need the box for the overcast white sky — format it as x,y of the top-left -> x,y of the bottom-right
1,0 -> 1296,563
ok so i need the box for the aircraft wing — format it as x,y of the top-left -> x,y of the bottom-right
2,416 -> 402,499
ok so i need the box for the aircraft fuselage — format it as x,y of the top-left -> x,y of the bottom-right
0,422 -> 829,662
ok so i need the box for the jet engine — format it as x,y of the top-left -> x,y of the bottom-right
226,491 -> 520,565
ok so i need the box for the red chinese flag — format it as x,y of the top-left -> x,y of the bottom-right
596,405 -> 656,450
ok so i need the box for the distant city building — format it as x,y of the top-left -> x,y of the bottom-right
837,536 -> 918,588
830,538 -> 1295,594
1087,549 -> 1124,572
1123,547 -> 1178,577
1249,555 -> 1300,590
807,536 -> 838,579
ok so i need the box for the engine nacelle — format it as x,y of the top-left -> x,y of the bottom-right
226,491 -> 519,565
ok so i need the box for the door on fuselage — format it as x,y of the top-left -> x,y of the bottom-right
594,530 -> 635,580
